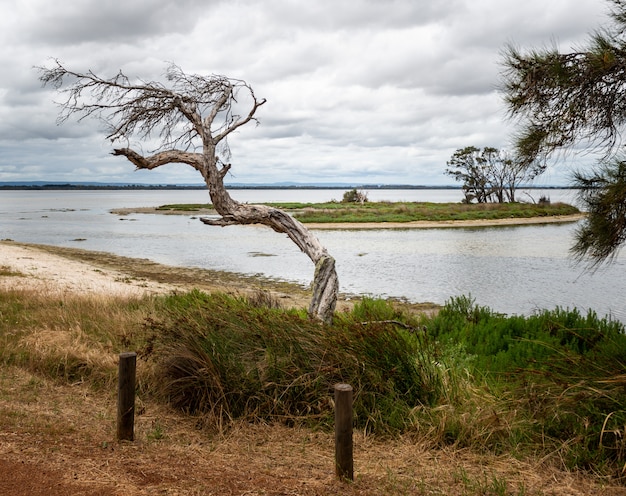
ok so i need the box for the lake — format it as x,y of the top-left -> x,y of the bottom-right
1,188 -> 624,322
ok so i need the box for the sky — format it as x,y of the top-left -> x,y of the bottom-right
0,0 -> 614,186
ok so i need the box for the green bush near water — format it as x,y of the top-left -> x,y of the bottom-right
145,291 -> 441,433
429,295 -> 626,473
429,295 -> 626,373
145,291 -> 626,479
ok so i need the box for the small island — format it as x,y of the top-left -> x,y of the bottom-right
112,200 -> 583,229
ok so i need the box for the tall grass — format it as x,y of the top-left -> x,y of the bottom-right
2,284 -> 625,481
427,295 -> 626,476
144,291 -> 443,433
0,288 -> 154,388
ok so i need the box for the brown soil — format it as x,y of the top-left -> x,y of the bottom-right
2,365 -> 625,496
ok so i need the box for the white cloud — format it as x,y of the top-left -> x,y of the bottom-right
0,0 -> 612,185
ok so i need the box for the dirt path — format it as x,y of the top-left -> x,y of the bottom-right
2,365 -> 624,496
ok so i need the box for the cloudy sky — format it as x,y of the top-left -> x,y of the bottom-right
0,0 -> 613,186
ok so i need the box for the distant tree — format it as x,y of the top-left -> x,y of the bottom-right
445,146 -> 542,203
501,0 -> 626,264
39,60 -> 338,322
341,188 -> 368,204
445,146 -> 493,203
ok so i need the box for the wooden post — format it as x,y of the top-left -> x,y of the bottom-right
117,352 -> 137,441
334,383 -> 354,481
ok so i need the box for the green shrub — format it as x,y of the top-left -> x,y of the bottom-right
427,295 -> 626,477
147,291 -> 442,433
341,188 -> 368,203
429,295 -> 625,374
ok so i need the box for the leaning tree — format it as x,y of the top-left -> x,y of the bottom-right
39,60 -> 338,322
501,0 -> 626,264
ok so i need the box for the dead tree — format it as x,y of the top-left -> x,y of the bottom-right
39,60 -> 338,322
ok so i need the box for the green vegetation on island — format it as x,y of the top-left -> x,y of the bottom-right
155,200 -> 580,224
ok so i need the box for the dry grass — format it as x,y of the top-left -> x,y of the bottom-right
2,365 -> 625,495
0,243 -> 625,494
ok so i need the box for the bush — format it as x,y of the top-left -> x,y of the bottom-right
427,295 -> 626,477
146,291 -> 442,433
341,188 -> 368,204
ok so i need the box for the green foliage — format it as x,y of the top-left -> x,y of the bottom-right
159,200 -> 579,224
341,188 -> 369,204
445,146 -> 544,203
146,291 -> 441,433
290,201 -> 578,224
502,1 -> 626,264
428,295 -> 626,476
156,203 -> 213,211
430,295 -> 626,373
572,158 -> 626,265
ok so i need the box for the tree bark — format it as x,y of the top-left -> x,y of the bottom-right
200,202 -> 338,323
114,146 -> 339,323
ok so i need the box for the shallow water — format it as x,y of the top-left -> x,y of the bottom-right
1,188 -> 623,321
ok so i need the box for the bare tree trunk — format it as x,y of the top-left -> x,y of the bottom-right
113,147 -> 339,323
201,176 -> 338,323
40,62 -> 338,321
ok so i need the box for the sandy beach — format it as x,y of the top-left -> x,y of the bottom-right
0,242 -> 176,297
0,240 -> 332,311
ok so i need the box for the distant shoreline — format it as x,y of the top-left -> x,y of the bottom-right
0,183 -> 576,191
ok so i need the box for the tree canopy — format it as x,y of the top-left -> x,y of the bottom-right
501,0 -> 626,264
445,146 -> 542,203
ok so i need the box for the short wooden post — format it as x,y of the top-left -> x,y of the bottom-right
334,383 -> 354,481
117,352 -> 137,441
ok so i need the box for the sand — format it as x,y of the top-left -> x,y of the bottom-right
0,242 -> 175,297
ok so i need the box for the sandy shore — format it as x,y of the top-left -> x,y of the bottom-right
0,242 -> 176,297
0,241 -> 442,314
0,241 -> 325,310
304,213 -> 585,229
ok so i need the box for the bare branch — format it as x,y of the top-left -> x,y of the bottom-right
199,216 -> 240,227
112,148 -> 204,172
214,93 -> 266,143
38,60 -> 264,153
41,60 -> 338,322
218,162 -> 232,179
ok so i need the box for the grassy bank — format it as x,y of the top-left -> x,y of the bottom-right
2,283 -> 625,491
154,201 -> 581,223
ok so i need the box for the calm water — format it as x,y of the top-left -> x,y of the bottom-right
1,188 -> 624,322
